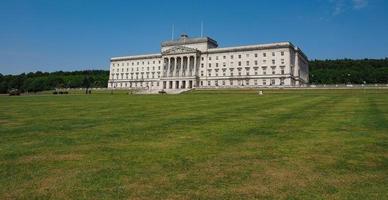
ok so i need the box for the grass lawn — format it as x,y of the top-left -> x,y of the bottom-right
0,89 -> 387,199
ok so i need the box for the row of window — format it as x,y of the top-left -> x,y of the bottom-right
112,51 -> 286,67
203,51 -> 285,61
112,72 -> 161,80
112,66 -> 161,73
201,66 -> 286,76
203,59 -> 285,68
111,81 -> 160,88
112,60 -> 161,67
111,78 -> 286,88
201,78 -> 285,86
113,58 -> 285,73
112,66 -> 290,79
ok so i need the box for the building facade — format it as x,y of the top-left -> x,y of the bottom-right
108,34 -> 308,90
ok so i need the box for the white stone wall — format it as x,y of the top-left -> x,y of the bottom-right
198,47 -> 293,87
108,56 -> 163,89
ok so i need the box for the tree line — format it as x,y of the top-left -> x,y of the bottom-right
0,70 -> 108,93
0,59 -> 387,93
309,58 -> 388,84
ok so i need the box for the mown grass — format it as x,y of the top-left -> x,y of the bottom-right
0,89 -> 387,199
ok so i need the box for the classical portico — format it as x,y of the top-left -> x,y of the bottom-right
161,46 -> 199,89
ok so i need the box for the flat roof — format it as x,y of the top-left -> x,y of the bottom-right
161,36 -> 218,47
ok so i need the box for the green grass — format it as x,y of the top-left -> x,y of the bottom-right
0,89 -> 387,199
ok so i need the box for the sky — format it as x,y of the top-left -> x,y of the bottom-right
0,0 -> 387,75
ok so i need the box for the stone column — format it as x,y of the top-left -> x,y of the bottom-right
166,57 -> 170,77
173,57 -> 177,78
193,55 -> 197,77
178,56 -> 181,77
170,57 -> 174,77
164,58 -> 168,77
167,58 -> 170,77
188,56 -> 192,77
193,55 -> 197,87
186,56 -> 189,77
180,56 -> 184,77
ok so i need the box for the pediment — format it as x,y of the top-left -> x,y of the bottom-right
162,46 -> 198,55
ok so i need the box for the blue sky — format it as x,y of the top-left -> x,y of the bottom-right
0,0 -> 387,75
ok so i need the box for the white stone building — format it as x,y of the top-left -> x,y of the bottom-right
108,34 -> 308,90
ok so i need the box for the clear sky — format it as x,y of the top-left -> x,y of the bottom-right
1,0 -> 387,75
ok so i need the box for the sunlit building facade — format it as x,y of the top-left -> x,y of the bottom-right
108,34 -> 308,90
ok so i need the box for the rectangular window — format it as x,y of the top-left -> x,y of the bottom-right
281,51 -> 284,56
262,67 -> 267,75
263,53 -> 266,57
280,78 -> 284,85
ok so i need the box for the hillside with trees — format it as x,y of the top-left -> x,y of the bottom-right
0,59 -> 387,93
